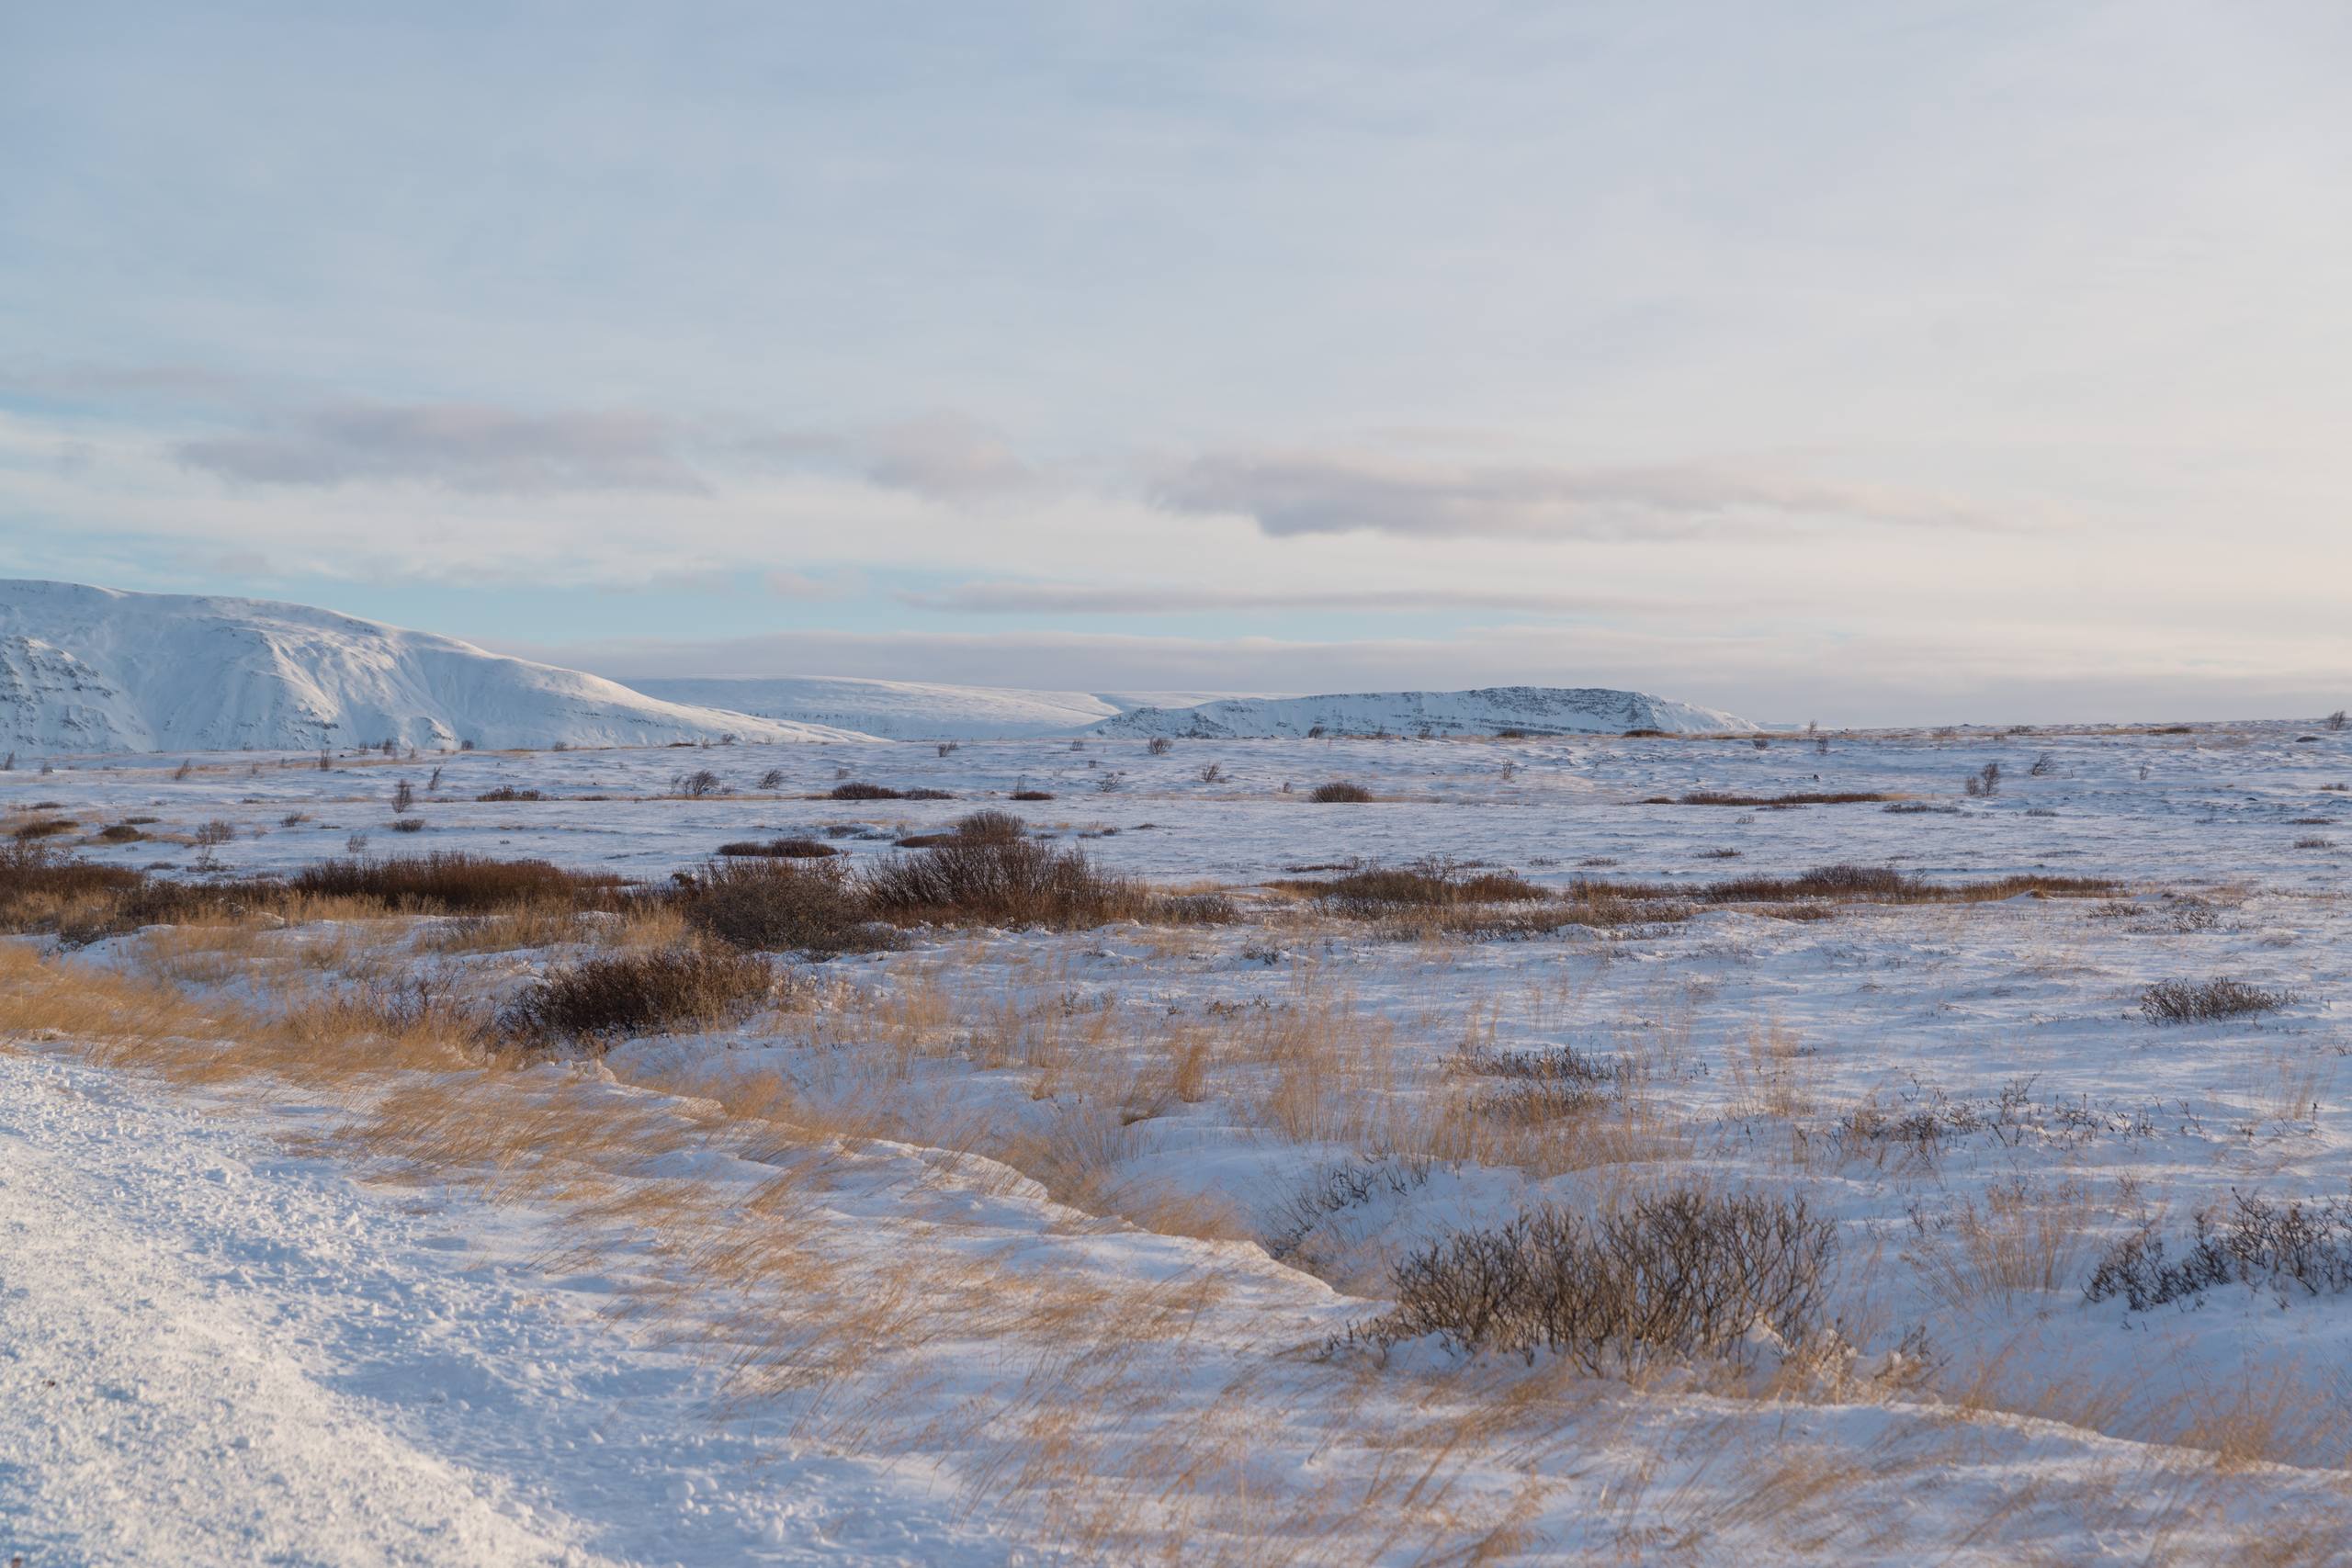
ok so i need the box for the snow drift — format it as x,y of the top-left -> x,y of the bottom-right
1092,685 -> 1755,739
0,580 -> 857,754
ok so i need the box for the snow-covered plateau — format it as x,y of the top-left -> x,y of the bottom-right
6,712 -> 2351,1563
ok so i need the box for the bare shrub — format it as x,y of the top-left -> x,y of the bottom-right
1196,762 -> 1225,784
830,781 -> 902,800
756,768 -> 786,789
96,823 -> 145,842
1146,736 -> 1175,755
503,944 -> 778,1048
288,853 -> 623,914
2327,709 -> 2347,733
1645,790 -> 1900,807
1010,789 -> 1055,801
1272,858 -> 1547,915
1307,781 -> 1374,803
1963,761 -> 2002,797
673,768 -> 726,797
391,778 -> 415,814
2138,976 -> 2295,1024
1357,1190 -> 1836,1372
2087,1192 -> 2352,1311
1148,892 -> 1239,925
676,856 -> 888,957
389,816 -> 426,833
864,838 -> 1139,930
194,819 -> 235,846
476,785 -> 548,802
715,836 -> 838,858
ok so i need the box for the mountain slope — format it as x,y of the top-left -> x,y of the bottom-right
0,581 -> 859,754
1092,685 -> 1755,738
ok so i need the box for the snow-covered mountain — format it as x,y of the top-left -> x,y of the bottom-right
0,581 -> 859,754
629,677 -> 1281,739
1092,685 -> 1755,739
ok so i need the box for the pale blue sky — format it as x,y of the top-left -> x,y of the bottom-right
5,1 -> 2347,721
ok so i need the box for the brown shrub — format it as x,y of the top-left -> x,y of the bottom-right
1272,858 -> 1548,916
502,944 -> 780,1048
863,838 -> 1140,929
1307,781 -> 1374,803
715,836 -> 838,858
2139,976 -> 2296,1024
1641,791 -> 1898,807
476,785 -> 548,802
288,853 -> 624,914
676,856 -> 891,956
829,781 -> 902,800
1357,1190 -> 1837,1372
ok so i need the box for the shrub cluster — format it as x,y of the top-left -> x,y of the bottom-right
1360,1190 -> 1837,1372
675,856 -> 888,957
2086,1192 -> 2352,1310
2138,976 -> 2295,1024
864,836 -> 1140,929
1307,781 -> 1374,803
503,945 -> 778,1048
715,836 -> 837,858
1272,857 -> 1548,915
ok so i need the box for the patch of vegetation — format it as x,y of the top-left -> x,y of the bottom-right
1351,1190 -> 1836,1372
1270,857 -> 1547,915
1643,791 -> 1898,807
2138,976 -> 2295,1024
864,837 -> 1141,930
1307,781 -> 1375,803
715,836 -> 838,858
503,945 -> 779,1048
477,785 -> 549,801
2087,1192 -> 2352,1311
676,856 -> 893,957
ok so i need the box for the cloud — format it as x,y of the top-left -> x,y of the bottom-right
176,401 -> 710,494
164,389 -> 1042,506
743,412 -> 1040,502
765,569 -> 865,601
1149,449 -> 2014,539
899,580 -> 1665,615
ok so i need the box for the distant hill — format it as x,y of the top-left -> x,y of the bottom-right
1091,685 -> 1755,739
0,580 -> 858,754
630,676 -> 1279,739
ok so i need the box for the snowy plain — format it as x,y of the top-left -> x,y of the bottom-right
6,717 -> 2352,1562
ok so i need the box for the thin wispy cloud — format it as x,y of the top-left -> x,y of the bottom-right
1149,449 -> 2019,539
899,580 -> 1664,615
177,402 -> 709,495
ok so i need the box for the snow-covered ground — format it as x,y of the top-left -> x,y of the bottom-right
7,717 -> 2352,1562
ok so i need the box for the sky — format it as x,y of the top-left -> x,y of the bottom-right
4,0 -> 2348,725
